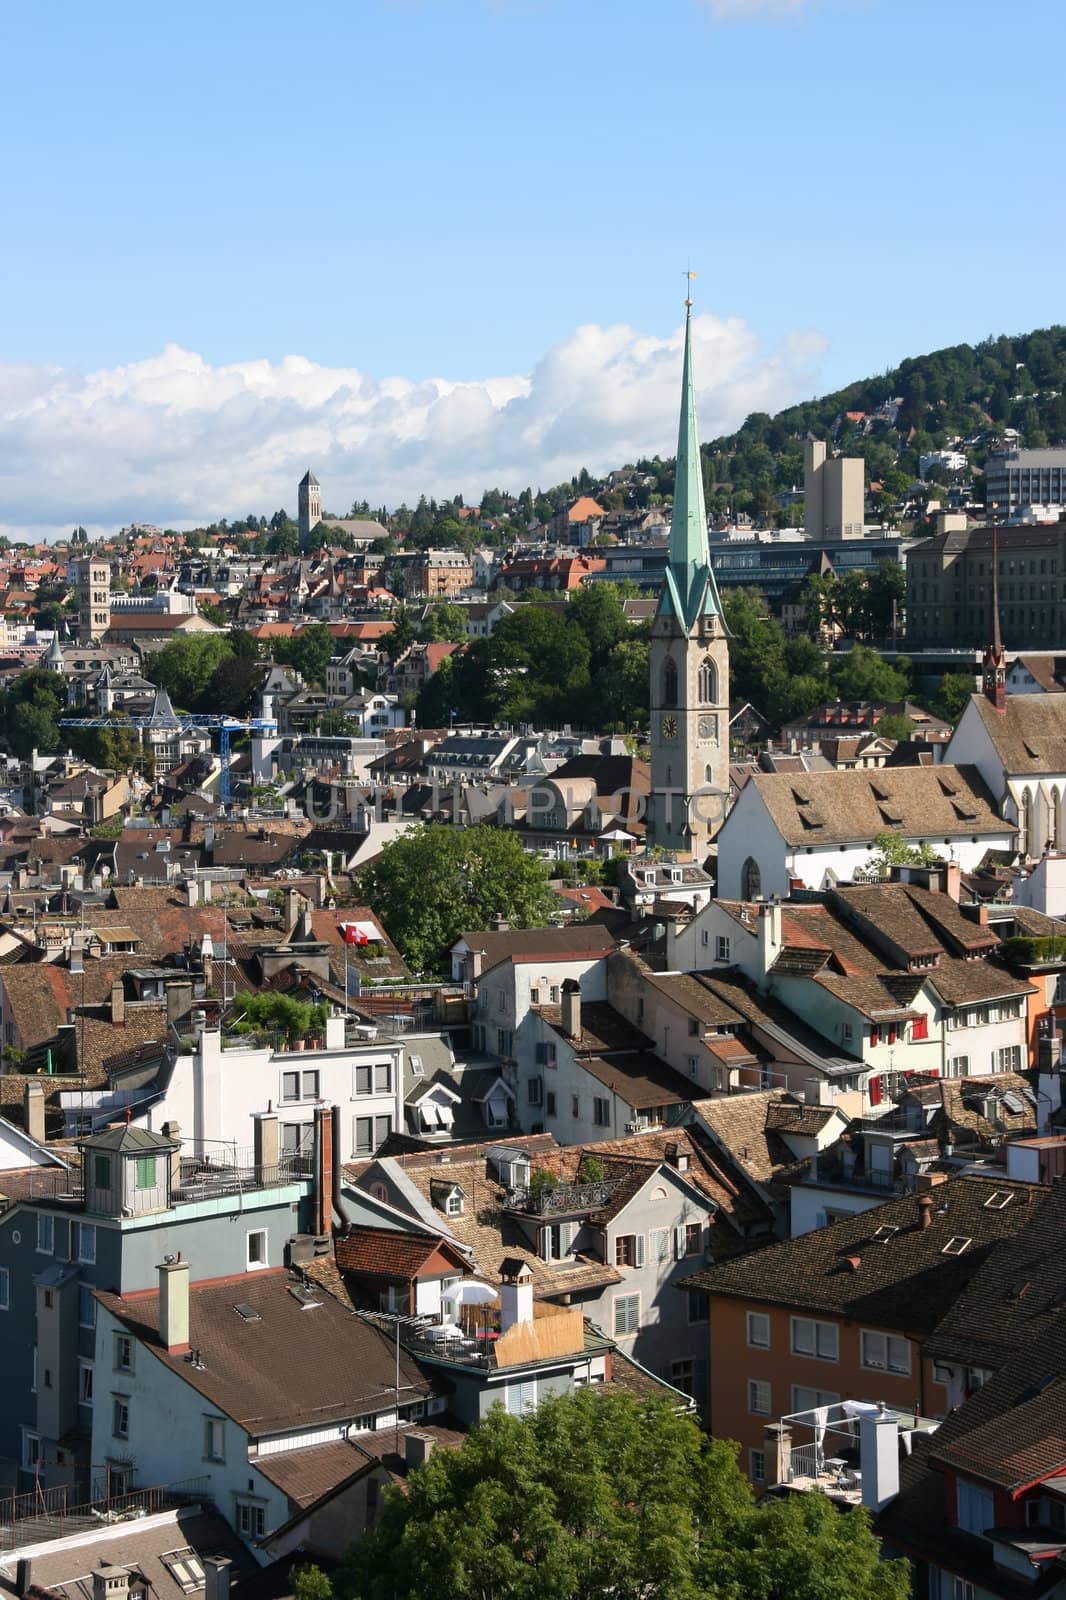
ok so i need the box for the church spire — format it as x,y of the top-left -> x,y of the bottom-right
664,277 -> 724,629
983,502 -> 1007,713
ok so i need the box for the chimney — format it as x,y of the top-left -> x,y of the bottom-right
763,1422 -> 792,1487
24,1082 -> 45,1146
404,1432 -> 437,1469
15,1561 -> 32,1598
916,1193 -> 935,1229
185,877 -> 200,907
804,1078 -> 832,1107
313,1104 -> 333,1237
561,978 -> 581,1041
757,900 -> 782,976
301,907 -> 314,941
166,978 -> 194,1027
944,859 -> 961,903
203,1558 -> 231,1600
92,1567 -> 130,1600
161,1120 -> 182,1193
158,1256 -> 190,1351
254,1110 -> 279,1183
110,980 -> 126,1027
499,1257 -> 534,1333
860,1404 -> 901,1512
490,913 -> 510,932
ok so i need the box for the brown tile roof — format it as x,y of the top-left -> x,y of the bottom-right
930,1383 -> 1066,1491
455,923 -> 617,970
689,1174 -> 1048,1334
334,1226 -> 466,1280
0,1509 -> 254,1600
692,1091 -> 802,1187
935,1074 -> 1038,1143
253,1438 -> 373,1510
831,883 -> 999,960
96,1268 -> 434,1436
748,763 -> 1011,847
971,690 -> 1066,773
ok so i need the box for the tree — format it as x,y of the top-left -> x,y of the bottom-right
358,824 -> 557,973
204,654 -> 261,718
875,713 -> 914,741
149,635 -> 234,710
420,602 -> 468,644
865,829 -> 937,874
332,1388 -> 908,1600
1,668 -> 67,758
272,625 -> 335,688
383,608 -> 417,663
935,671 -> 976,723
831,646 -> 911,704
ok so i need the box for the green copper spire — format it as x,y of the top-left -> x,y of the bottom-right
662,289 -> 725,630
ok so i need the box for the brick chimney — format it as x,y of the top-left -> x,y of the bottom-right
916,1193 -> 934,1230
24,1081 -> 45,1146
313,1103 -> 333,1237
110,980 -> 125,1027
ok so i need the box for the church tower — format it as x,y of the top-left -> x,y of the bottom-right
647,288 -> 729,861
298,470 -> 321,551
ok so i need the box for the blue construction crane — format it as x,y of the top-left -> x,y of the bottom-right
58,695 -> 277,806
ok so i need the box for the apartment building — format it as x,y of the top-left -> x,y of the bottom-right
906,521 -> 1063,649
985,447 -> 1066,521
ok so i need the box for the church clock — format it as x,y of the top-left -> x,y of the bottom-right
660,714 -> 679,741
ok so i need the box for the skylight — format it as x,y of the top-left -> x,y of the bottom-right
233,1302 -> 261,1321
941,1237 -> 973,1256
872,1224 -> 899,1244
983,1191 -> 1013,1210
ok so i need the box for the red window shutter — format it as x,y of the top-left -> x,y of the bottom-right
888,1024 -> 897,1045
913,1016 -> 929,1041
869,1075 -> 883,1107
870,1026 -> 880,1048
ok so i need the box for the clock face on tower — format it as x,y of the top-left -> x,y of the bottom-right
660,714 -> 679,741
698,714 -> 718,742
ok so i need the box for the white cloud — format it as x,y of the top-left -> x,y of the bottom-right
0,312 -> 827,539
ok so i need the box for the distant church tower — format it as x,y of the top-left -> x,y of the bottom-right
647,287 -> 730,862
298,470 -> 321,551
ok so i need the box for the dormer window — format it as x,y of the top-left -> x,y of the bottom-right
446,1191 -> 464,1217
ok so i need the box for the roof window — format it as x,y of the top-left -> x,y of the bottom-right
941,1236 -> 973,1256
983,1190 -> 1013,1210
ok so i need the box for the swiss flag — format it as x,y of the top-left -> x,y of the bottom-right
342,923 -> 370,946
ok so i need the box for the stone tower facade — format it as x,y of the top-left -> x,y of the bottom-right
298,470 -> 321,550
75,556 -> 111,643
647,304 -> 729,862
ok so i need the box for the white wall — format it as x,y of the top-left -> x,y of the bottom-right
790,1184 -> 883,1237
145,1029 -> 404,1163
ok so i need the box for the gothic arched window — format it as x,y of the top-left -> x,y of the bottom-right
662,658 -> 678,708
742,857 -> 761,900
1054,788 -> 1063,851
1021,789 -> 1034,856
698,657 -> 718,705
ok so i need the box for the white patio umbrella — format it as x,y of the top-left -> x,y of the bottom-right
441,1279 -> 499,1338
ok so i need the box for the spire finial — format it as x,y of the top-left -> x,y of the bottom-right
683,267 -> 698,313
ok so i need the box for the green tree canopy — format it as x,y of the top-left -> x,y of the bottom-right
148,634 -> 234,710
333,1388 -> 909,1600
358,823 -> 556,973
272,624 -> 335,688
0,668 -> 68,758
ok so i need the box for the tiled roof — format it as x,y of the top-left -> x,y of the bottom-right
748,763 -> 1011,847
253,1438 -> 373,1510
454,924 -> 616,969
692,1091 -> 800,1186
97,1269 -> 433,1435
971,690 -> 1066,774
334,1225 -> 465,1280
690,1174 -> 1048,1333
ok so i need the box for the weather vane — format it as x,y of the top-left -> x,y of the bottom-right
683,268 -> 698,309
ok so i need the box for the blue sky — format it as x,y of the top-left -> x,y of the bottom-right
1,0 -> 1063,534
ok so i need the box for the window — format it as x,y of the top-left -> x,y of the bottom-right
37,1214 -> 53,1254
593,1097 -> 610,1127
912,1015 -> 929,1041
747,1311 -> 770,1348
527,1076 -> 543,1107
114,1333 -> 134,1373
571,1094 -> 581,1119
135,1156 -> 157,1190
93,1154 -> 111,1189
672,1358 -> 703,1398
947,1054 -> 969,1078
957,1479 -> 993,1536
373,1063 -> 391,1093
355,1115 -> 392,1155
792,1384 -> 840,1412
748,1379 -> 771,1415
685,1222 -> 702,1256
698,657 -> 718,704
22,1432 -> 41,1471
861,1330 -> 911,1375
662,658 -> 678,708
281,1123 -> 312,1158
750,1449 -> 766,1484
112,1395 -> 130,1439
650,1228 -> 670,1262
497,1029 -> 513,1057
73,1222 -> 96,1264
613,1293 -> 640,1336
1027,1499 -> 1066,1533
688,1289 -> 709,1324
994,1045 -> 1022,1073
246,1231 -> 268,1270
545,1091 -> 556,1116
236,1502 -> 267,1540
742,857 -> 761,900
281,1071 -> 300,1102
791,1317 -> 838,1361
446,1191 -> 464,1217
79,1362 -> 94,1405
204,1416 -> 225,1462
161,1549 -> 206,1594
716,936 -> 731,962
79,1285 -> 96,1329
614,1234 -> 645,1268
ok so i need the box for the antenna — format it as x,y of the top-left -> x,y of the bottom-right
683,268 -> 698,311
990,501 -> 1003,657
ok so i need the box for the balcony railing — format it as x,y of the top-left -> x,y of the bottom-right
1,1146 -> 314,1213
504,1176 -> 624,1216
0,1476 -> 210,1551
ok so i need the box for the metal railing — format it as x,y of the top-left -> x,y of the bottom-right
504,1176 -> 625,1216
0,1476 -> 210,1551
